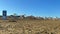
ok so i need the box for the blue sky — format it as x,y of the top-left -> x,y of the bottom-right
0,0 -> 60,17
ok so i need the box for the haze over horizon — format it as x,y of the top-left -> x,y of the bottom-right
0,0 -> 60,17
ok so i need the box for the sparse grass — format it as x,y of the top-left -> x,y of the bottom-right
0,19 -> 60,34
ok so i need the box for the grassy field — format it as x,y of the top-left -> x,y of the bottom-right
0,19 -> 60,34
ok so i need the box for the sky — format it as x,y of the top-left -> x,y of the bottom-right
0,0 -> 60,17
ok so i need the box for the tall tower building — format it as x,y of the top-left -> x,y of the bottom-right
2,10 -> 7,20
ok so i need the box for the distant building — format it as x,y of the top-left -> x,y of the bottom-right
2,10 -> 7,20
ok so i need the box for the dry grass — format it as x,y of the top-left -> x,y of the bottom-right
0,19 -> 60,34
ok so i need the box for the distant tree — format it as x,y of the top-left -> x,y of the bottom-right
13,13 -> 17,16
19,14 -> 25,19
44,17 -> 49,20
26,15 -> 37,19
38,17 -> 44,20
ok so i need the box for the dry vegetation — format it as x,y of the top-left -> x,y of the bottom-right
0,17 -> 60,34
